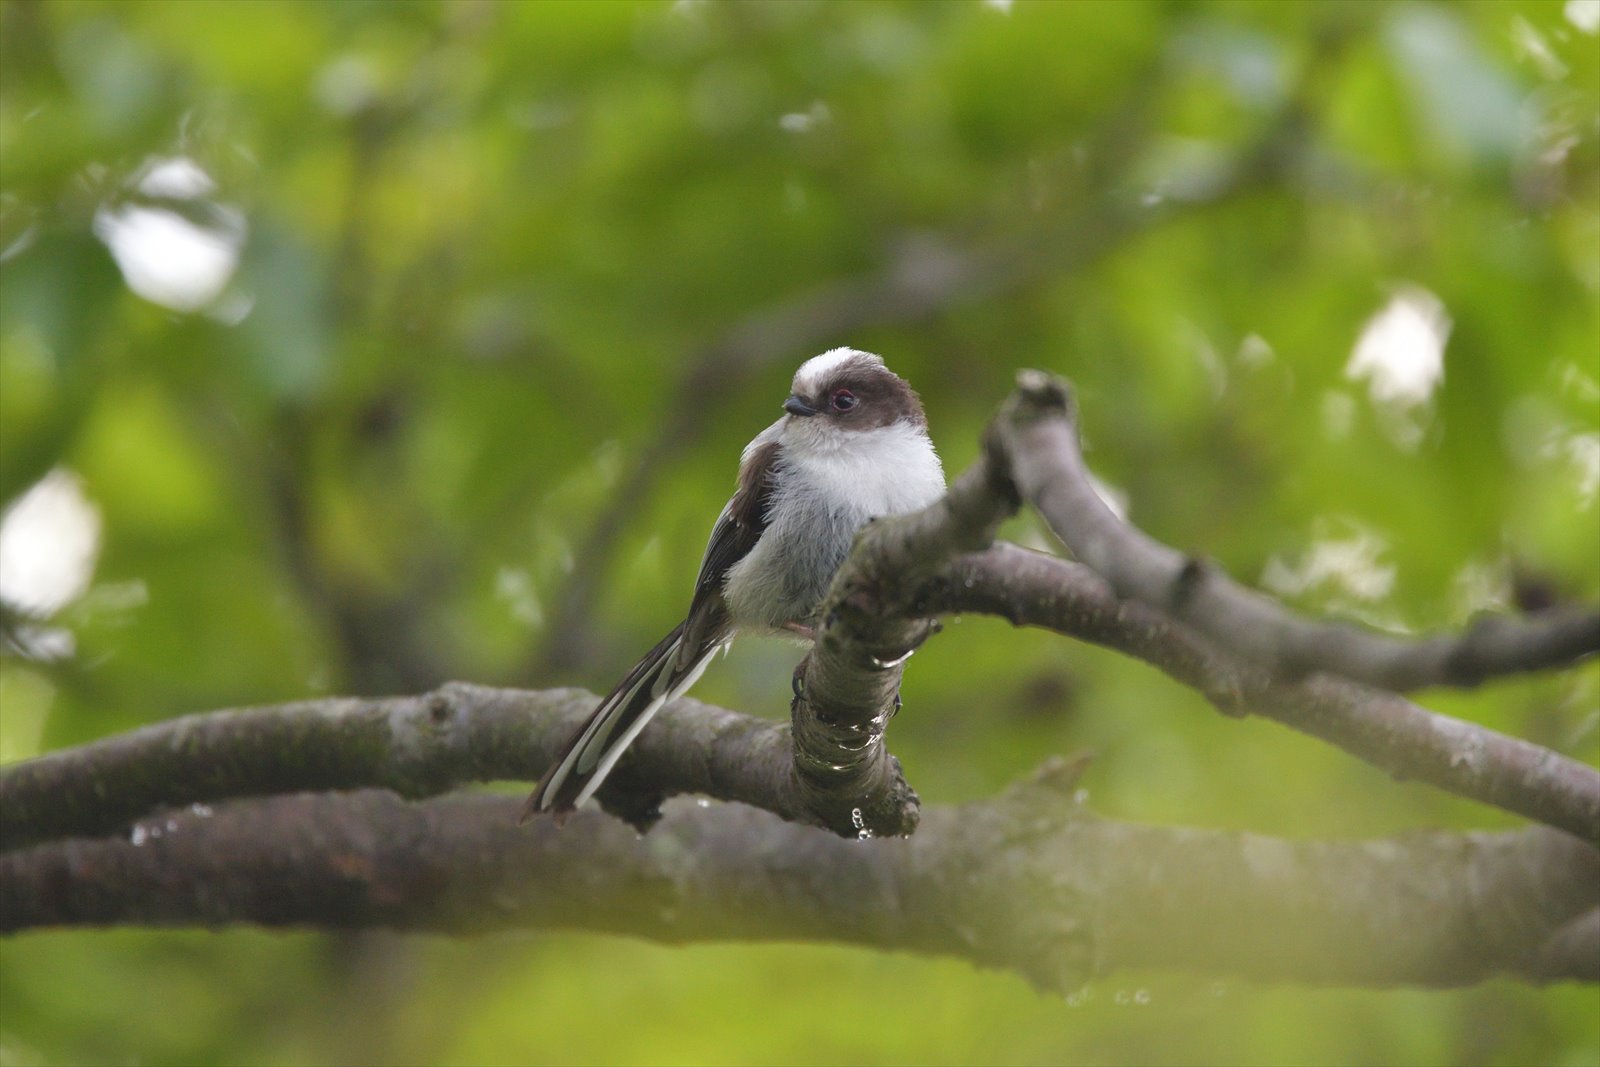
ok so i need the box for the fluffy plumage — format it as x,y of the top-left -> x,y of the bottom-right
523,349 -> 944,818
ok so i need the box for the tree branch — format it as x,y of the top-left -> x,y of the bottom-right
3,786 -> 1594,989
993,371 -> 1600,691
920,545 -> 1600,847
0,684 -> 783,851
797,375 -> 1599,846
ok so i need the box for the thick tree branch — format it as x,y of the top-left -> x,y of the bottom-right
0,684 -> 790,852
993,372 -> 1600,691
3,787 -> 1594,989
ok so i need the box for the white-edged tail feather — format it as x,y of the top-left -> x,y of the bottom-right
523,624 -> 721,818
572,643 -> 716,809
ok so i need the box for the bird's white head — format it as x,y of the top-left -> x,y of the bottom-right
782,348 -> 928,436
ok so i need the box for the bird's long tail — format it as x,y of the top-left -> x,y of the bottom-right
521,623 -> 717,820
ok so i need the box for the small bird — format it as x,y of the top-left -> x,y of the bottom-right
523,348 -> 946,819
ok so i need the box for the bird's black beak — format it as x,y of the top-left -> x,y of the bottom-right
784,395 -> 818,417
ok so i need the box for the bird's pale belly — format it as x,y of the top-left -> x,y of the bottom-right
722,502 -> 868,630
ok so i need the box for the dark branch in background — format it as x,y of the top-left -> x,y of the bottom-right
213,45 -> 469,698
3,788 -> 1595,989
260,409 -> 458,694
998,373 -> 1600,691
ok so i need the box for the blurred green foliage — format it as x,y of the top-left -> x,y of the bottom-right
1,0 -> 1597,1064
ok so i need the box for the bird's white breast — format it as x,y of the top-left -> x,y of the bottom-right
783,418 -> 945,518
723,418 -> 945,629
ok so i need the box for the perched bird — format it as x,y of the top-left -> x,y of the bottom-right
523,348 -> 946,819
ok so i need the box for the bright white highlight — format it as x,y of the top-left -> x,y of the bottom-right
1566,0 -> 1600,34
1553,432 -> 1600,510
137,157 -> 217,199
778,101 -> 831,134
1262,528 -> 1396,604
93,156 -> 246,314
1346,286 -> 1451,450
0,469 -> 102,617
1087,472 -> 1129,522
1347,287 -> 1450,408
1262,519 -> 1404,632
94,206 -> 245,312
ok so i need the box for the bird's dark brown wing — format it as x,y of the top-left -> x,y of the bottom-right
521,435 -> 785,818
678,437 -> 781,661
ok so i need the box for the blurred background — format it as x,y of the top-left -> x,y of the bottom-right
1,1 -> 1597,1064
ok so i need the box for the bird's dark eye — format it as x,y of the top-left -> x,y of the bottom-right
830,389 -> 857,412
